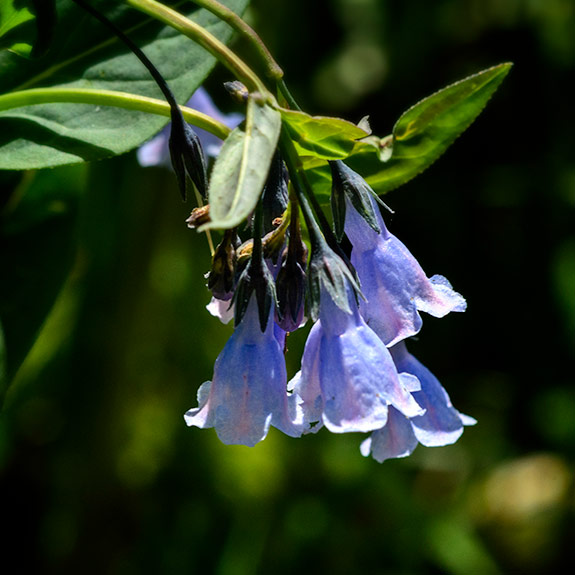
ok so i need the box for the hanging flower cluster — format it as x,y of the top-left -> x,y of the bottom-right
149,89 -> 475,462
1,0 -> 509,461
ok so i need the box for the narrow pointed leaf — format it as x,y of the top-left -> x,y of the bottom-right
302,63 -> 512,199
201,97 -> 281,231
362,63 -> 512,194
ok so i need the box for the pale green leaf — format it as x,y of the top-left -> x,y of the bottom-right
202,97 -> 281,231
281,109 -> 368,160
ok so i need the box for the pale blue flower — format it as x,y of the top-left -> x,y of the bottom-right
360,341 -> 476,463
184,296 -> 302,446
290,286 -> 424,434
345,196 -> 466,347
138,87 -> 243,166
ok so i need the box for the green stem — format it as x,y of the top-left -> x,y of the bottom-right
189,0 -> 283,80
0,87 -> 230,139
280,128 -> 355,272
277,79 -> 301,111
125,0 -> 269,96
279,128 -> 322,244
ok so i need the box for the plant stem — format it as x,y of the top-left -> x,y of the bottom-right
277,79 -> 301,111
0,87 -> 230,139
279,129 -> 323,245
189,0 -> 283,81
280,128 -> 358,278
73,0 -> 181,110
126,0 -> 269,96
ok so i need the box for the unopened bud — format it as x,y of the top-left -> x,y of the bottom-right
207,229 -> 237,301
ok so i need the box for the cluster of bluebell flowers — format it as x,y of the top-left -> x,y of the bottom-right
140,88 -> 474,463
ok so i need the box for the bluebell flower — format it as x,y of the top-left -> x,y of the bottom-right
345,196 -> 466,347
206,296 -> 234,324
290,285 -> 424,434
184,295 -> 302,446
360,341 -> 476,463
138,87 -> 243,167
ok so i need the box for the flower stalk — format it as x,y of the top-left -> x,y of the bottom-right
125,0 -> 270,96
0,87 -> 230,138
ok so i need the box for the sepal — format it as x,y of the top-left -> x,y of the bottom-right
233,247 -> 277,332
329,160 -> 380,239
307,239 -> 362,321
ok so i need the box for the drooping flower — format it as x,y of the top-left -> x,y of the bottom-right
184,296 -> 302,446
345,194 -> 466,347
206,296 -> 234,324
360,341 -> 476,463
290,284 -> 424,434
138,87 -> 243,167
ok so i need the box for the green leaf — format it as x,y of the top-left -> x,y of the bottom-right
0,1 -> 34,55
281,109 -> 368,160
0,166 -> 84,405
0,0 -> 249,170
202,97 -> 281,231
317,63 -> 512,197
0,0 -> 56,58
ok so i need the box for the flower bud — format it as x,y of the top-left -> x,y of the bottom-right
276,231 -> 308,332
207,229 -> 237,301
169,114 -> 208,201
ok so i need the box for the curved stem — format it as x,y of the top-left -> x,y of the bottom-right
0,87 -> 231,139
277,79 -> 301,111
72,0 -> 178,110
125,0 -> 269,96
188,0 -> 283,80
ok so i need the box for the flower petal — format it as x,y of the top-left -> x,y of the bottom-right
360,408 -> 419,463
345,196 -> 466,346
391,342 -> 468,447
184,297 -> 301,446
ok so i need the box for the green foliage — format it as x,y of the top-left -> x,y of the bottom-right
202,96 -> 281,230
303,63 -> 512,200
0,0 -> 249,399
362,62 -> 513,194
281,109 -> 368,160
0,167 -> 84,405
0,0 -> 248,170
0,0 -> 56,57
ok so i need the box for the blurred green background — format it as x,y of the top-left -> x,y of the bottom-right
1,0 -> 574,573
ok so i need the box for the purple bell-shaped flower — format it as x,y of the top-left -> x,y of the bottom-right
290,285 -> 424,434
360,342 -> 476,463
345,195 -> 466,347
184,296 -> 303,446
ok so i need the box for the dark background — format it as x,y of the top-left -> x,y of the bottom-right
2,0 -> 574,573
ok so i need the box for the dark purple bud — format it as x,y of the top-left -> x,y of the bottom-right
275,248 -> 307,332
262,152 -> 289,234
169,112 -> 208,201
